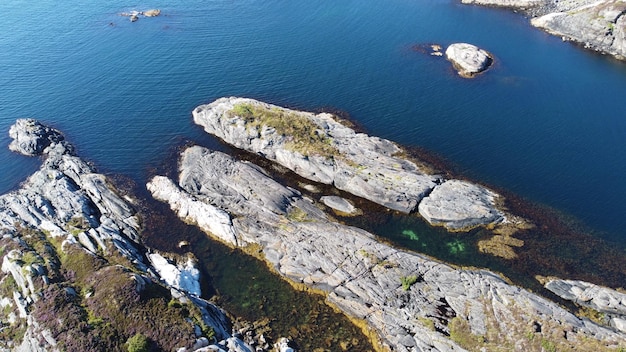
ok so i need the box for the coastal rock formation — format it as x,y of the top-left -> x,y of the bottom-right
546,279 -> 626,332
0,119 -> 244,351
445,43 -> 494,77
193,97 -> 439,214
531,0 -> 626,59
460,0 -> 626,60
148,145 -> 626,352
193,97 -> 505,231
320,195 -> 361,215
462,0 -> 547,8
418,180 -> 503,231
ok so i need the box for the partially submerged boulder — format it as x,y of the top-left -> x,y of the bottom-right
418,180 -> 504,231
445,43 -> 494,78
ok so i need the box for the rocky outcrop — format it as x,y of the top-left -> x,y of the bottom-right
531,0 -> 626,59
546,279 -> 626,333
120,9 -> 161,22
461,0 -> 547,8
149,145 -> 626,352
320,195 -> 361,215
445,43 -> 494,77
0,119 -> 241,351
193,97 -> 506,231
418,180 -> 503,231
460,0 -> 626,60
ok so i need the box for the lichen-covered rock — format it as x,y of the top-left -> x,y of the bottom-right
149,146 -> 626,351
445,43 -> 494,77
8,118 -> 69,156
193,97 -> 439,214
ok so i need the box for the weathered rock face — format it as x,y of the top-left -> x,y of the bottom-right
193,97 -> 506,231
445,43 -> 494,78
461,0 -> 626,60
546,279 -> 626,333
149,145 -> 626,352
418,180 -> 503,231
193,97 -> 439,214
531,0 -> 626,59
0,119 -> 233,351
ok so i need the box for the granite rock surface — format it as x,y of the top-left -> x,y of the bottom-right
193,97 -> 506,231
149,145 -> 626,352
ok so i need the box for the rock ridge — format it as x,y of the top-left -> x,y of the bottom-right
148,145 -> 626,352
193,97 -> 508,232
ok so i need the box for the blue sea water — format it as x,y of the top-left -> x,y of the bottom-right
1,0 -> 626,247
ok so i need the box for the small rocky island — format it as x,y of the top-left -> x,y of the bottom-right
0,119 -> 292,351
461,0 -> 626,60
147,97 -> 626,351
445,43 -> 494,77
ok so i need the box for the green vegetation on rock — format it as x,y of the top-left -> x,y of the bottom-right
126,333 -> 150,352
230,103 -> 339,158
400,275 -> 419,291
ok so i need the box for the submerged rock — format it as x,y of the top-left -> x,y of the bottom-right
193,97 -> 506,231
445,43 -> 494,77
149,146 -> 626,351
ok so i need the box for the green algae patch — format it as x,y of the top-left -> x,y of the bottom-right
402,229 -> 419,241
230,103 -> 339,159
446,239 -> 466,255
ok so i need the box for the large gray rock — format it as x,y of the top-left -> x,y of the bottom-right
418,180 -> 504,231
193,97 -> 506,231
149,146 -> 626,351
445,43 -> 494,78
